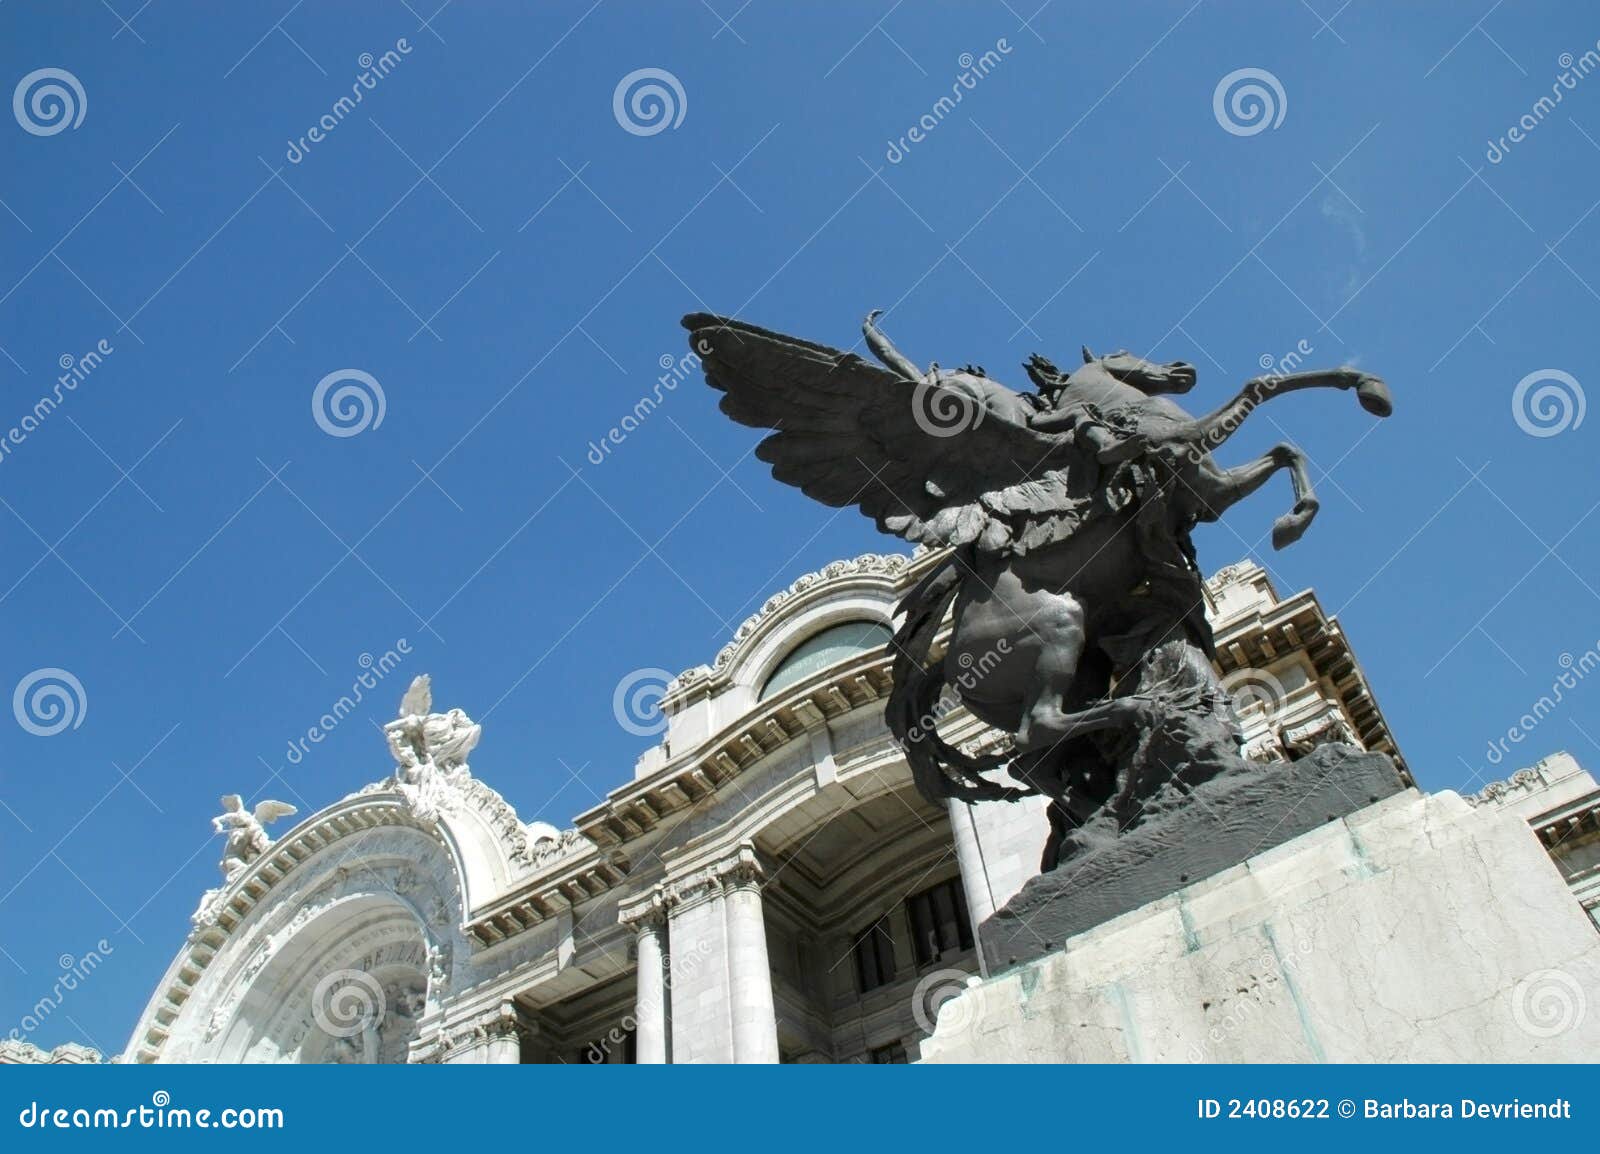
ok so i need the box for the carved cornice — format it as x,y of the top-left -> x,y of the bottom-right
1205,560 -> 1263,592
668,552 -> 917,693
1209,583 -> 1408,778
1466,767 -> 1546,808
576,649 -> 896,850
0,1040 -> 103,1065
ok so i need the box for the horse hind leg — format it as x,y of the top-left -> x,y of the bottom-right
1013,593 -> 1089,752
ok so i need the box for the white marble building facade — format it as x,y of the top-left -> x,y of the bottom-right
117,552 -> 1594,1064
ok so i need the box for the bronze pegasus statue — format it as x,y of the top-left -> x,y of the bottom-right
683,311 -> 1391,867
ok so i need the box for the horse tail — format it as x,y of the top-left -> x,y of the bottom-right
887,553 -> 1021,807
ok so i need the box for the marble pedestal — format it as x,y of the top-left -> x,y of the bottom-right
919,788 -> 1600,1062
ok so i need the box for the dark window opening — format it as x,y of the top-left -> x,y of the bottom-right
870,1040 -> 908,1063
852,917 -> 897,993
907,877 -> 973,968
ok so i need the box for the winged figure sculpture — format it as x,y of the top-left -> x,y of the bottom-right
684,311 -> 1392,866
212,794 -> 298,881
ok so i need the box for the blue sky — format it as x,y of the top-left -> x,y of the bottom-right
2,1 -> 1598,1054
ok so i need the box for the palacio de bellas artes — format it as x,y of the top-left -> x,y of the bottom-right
3,0 -> 1600,1121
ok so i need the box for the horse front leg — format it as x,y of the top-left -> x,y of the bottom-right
1188,368 -> 1391,452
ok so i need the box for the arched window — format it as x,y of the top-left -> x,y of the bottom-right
758,620 -> 892,701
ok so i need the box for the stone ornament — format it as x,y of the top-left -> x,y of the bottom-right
684,310 -> 1396,870
189,794 -> 299,933
670,552 -> 911,691
211,794 -> 298,881
383,674 -> 482,822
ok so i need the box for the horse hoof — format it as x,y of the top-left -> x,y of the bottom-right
1272,511 -> 1312,550
1356,375 -> 1392,417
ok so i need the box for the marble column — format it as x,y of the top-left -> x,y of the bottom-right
721,847 -> 779,1064
661,844 -> 781,1063
619,888 -> 669,1064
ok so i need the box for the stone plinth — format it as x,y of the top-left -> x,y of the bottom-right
981,744 -> 1408,972
920,788 -> 1600,1062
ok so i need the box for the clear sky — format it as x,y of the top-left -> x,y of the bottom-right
2,1 -> 1597,1055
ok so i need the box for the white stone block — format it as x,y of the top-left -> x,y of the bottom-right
920,789 -> 1600,1063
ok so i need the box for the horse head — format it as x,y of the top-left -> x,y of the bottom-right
1081,346 -> 1197,396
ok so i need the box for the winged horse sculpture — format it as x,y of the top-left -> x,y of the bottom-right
684,311 -> 1392,866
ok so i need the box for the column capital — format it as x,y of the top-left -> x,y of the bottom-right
715,844 -> 764,892
663,843 -> 764,910
618,885 -> 668,932
434,998 -> 529,1055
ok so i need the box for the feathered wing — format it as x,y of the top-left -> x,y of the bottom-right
683,314 -> 1091,553
398,674 -> 431,717
252,800 -> 298,825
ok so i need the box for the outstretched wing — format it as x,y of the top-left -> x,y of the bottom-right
398,674 -> 431,718
252,800 -> 298,825
684,314 -> 1087,553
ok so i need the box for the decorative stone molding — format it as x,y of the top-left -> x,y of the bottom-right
1241,732 -> 1285,764
0,1040 -> 103,1065
669,552 -> 915,692
618,885 -> 668,931
127,801 -> 477,1064
363,675 -> 596,881
663,845 -> 764,913
1205,560 -> 1260,591
412,999 -> 528,1063
1280,712 -> 1359,757
1208,574 -> 1407,778
1467,767 -> 1545,807
577,654 -> 895,850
